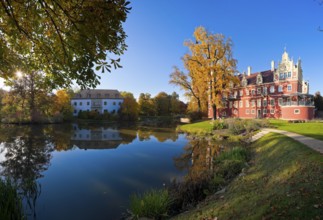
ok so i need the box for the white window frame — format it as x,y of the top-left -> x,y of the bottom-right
251,89 -> 255,95
263,109 -> 267,114
287,84 -> 292,91
251,100 -> 255,107
278,85 -> 283,92
246,109 -> 250,114
294,109 -> 300,114
257,99 -> 261,107
239,101 -> 243,108
251,109 -> 255,114
246,89 -> 250,96
263,87 -> 267,95
263,100 -> 267,107
240,90 -> 243,96
233,109 -> 238,114
270,109 -> 275,114
278,98 -> 283,106
270,86 -> 275,93
270,99 -> 275,106
257,88 -> 261,94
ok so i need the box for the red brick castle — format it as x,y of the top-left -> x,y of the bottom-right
209,50 -> 315,120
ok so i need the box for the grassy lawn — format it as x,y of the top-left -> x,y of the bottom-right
179,120 -> 213,134
270,119 -> 323,141
173,133 -> 323,220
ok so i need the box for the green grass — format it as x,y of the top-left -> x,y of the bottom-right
270,119 -> 323,141
130,189 -> 172,219
173,133 -> 323,220
0,178 -> 25,220
178,120 -> 213,134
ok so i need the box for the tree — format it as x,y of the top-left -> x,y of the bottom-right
170,67 -> 204,113
154,92 -> 171,116
138,93 -> 156,116
314,91 -> 323,111
53,90 -> 73,120
119,91 -> 139,121
172,26 -> 238,119
0,0 -> 131,89
2,71 -> 52,122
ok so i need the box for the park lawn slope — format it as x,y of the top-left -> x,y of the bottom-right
173,133 -> 323,220
270,120 -> 323,141
179,120 -> 213,134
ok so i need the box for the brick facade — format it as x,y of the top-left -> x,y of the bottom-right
209,51 -> 314,120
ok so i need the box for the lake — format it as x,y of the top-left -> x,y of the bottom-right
0,123 -> 190,220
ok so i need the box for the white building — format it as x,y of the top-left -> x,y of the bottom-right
71,89 -> 124,116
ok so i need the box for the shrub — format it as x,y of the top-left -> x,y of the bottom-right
0,179 -> 24,220
130,189 -> 172,219
226,118 -> 246,134
212,119 -> 228,130
187,111 -> 203,122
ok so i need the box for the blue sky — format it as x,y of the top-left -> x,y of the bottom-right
96,0 -> 323,101
1,0 -> 323,101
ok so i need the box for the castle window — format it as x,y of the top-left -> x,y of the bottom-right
287,72 -> 291,78
87,102 -> 90,106
278,98 -> 283,106
294,109 -> 300,114
263,109 -> 267,114
246,109 -> 250,114
270,86 -> 275,93
263,100 -> 267,107
270,99 -> 275,106
251,109 -> 255,114
251,100 -> 255,107
239,101 -> 243,108
74,102 -> 77,106
263,87 -> 267,95
239,90 -> 243,96
113,102 -> 116,105
257,75 -> 262,84
79,102 -> 82,106
257,99 -> 261,107
270,109 -> 275,114
257,88 -> 261,94
104,101 -> 107,105
246,89 -> 250,96
251,89 -> 255,95
287,85 -> 292,91
246,100 -> 249,107
278,85 -> 283,92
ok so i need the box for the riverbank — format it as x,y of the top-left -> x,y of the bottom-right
173,132 -> 323,219
172,119 -> 323,219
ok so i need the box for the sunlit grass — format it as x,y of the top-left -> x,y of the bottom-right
173,133 -> 323,219
269,119 -> 323,140
178,120 -> 213,134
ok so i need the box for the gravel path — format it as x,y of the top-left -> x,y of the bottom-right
250,128 -> 323,154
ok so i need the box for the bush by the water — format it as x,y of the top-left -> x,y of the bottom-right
0,178 -> 24,220
129,189 -> 172,219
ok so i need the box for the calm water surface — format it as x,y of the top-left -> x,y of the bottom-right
0,123 -> 190,220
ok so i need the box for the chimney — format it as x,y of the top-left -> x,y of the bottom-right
271,60 -> 275,71
247,66 -> 251,76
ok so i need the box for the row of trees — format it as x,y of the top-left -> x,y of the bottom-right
120,91 -> 187,121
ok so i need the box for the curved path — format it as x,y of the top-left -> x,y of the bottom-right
251,128 -> 323,154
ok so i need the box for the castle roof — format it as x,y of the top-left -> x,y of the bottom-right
239,70 -> 274,85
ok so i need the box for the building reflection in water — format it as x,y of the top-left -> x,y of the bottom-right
71,124 -> 123,150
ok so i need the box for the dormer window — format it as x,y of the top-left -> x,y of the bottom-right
241,77 -> 247,87
256,74 -> 263,84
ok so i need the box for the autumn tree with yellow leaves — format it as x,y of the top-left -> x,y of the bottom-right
170,26 -> 238,119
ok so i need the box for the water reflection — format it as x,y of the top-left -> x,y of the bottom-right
0,125 -> 54,218
0,123 -> 184,219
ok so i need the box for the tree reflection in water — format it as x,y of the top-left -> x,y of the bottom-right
0,125 -> 55,218
171,136 -> 233,212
